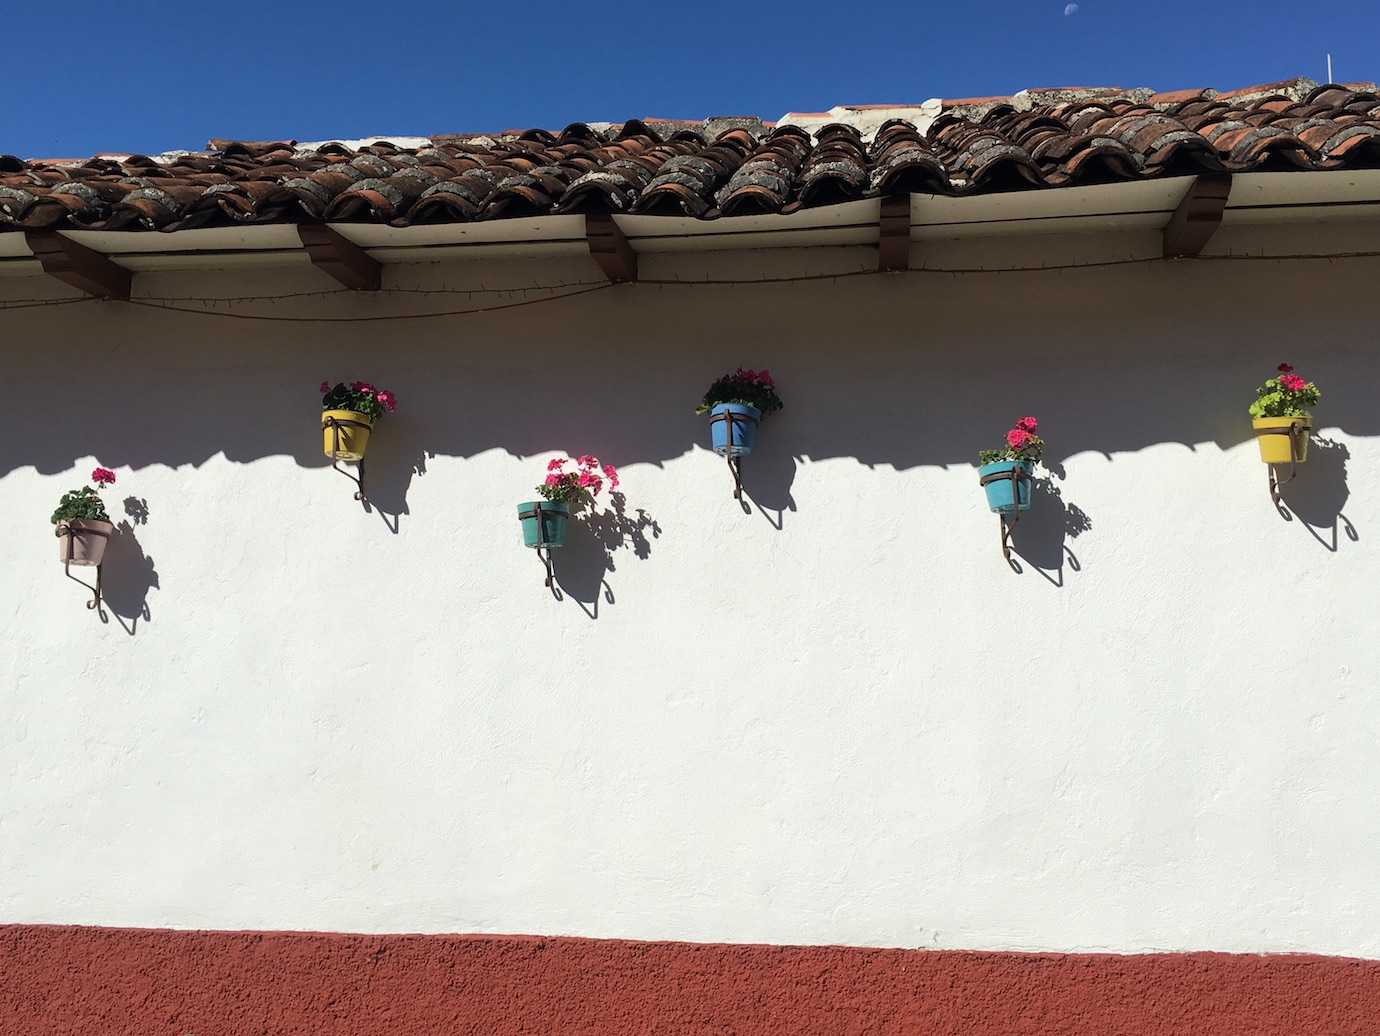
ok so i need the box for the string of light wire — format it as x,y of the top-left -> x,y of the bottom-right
3,249 -> 1380,321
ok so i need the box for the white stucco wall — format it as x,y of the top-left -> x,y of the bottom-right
1,240 -> 1377,956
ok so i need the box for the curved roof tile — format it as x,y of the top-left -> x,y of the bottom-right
6,78 -> 1380,232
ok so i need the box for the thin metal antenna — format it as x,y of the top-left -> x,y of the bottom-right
1327,53 -> 1334,83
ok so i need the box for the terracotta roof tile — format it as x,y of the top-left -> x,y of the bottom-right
5,76 -> 1380,232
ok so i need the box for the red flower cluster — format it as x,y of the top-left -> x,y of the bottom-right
540,454 -> 619,505
1279,373 -> 1308,392
1277,363 -> 1294,373
90,467 -> 116,487
734,367 -> 774,386
1005,416 -> 1039,449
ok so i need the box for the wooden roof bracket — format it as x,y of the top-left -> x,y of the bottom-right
586,212 -> 637,283
24,230 -> 131,299
878,194 -> 911,272
298,223 -> 381,291
1163,173 -> 1232,259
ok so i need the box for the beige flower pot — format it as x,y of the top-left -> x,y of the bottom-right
56,519 -> 114,566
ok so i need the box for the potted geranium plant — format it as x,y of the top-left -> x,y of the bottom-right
519,455 -> 620,551
52,467 -> 117,566
1250,363 -> 1319,466
695,368 -> 782,457
320,380 -> 397,461
977,417 -> 1044,516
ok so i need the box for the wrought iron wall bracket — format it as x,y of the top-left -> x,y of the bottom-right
979,467 -> 1024,564
709,409 -> 752,513
999,515 -> 1016,562
331,457 -> 367,502
1257,421 -> 1307,508
57,525 -> 106,616
63,561 -> 104,614
518,503 -> 561,596
324,415 -> 371,504
1268,464 -> 1295,507
726,454 -> 747,510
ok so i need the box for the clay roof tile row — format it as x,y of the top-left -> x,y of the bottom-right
4,78 -> 1379,233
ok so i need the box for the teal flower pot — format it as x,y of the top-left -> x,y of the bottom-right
978,460 -> 1033,515
517,500 -> 570,548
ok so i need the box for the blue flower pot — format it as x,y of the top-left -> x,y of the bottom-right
709,402 -> 761,458
978,460 -> 1033,515
517,500 -> 570,548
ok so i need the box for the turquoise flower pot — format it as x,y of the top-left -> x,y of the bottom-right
517,500 -> 570,548
709,402 -> 761,457
978,460 -> 1033,515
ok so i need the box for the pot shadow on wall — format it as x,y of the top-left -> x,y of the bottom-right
91,496 -> 159,635
344,414 -> 428,535
1005,466 -> 1093,587
1275,436 -> 1359,552
550,492 -> 662,620
733,426 -> 798,530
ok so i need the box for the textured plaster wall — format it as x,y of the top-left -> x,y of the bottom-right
1,239 -> 1377,955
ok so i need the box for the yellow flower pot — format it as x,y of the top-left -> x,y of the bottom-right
322,409 -> 373,461
1252,415 -> 1311,465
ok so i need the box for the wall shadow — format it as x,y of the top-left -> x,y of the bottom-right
4,272 -> 1379,495
551,493 -> 661,620
1007,467 -> 1092,587
1276,436 -> 1359,552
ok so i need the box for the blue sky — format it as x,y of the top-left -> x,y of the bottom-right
2,0 -> 1367,157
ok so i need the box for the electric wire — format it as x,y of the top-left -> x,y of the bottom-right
4,249 -> 1380,321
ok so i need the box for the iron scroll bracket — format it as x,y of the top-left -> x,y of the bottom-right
57,523 -> 106,617
708,410 -> 751,514
518,503 -> 560,596
1257,421 -> 1307,509
978,467 -> 1024,564
324,416 -> 371,504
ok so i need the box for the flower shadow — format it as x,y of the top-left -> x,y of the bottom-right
1276,436 -> 1359,551
99,502 -> 159,635
551,492 -> 661,619
1006,465 -> 1091,586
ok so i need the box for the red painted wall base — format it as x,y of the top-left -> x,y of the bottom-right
3,925 -> 1379,1035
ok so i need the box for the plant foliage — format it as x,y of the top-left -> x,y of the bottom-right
52,468 -> 116,525
320,380 -> 398,422
695,368 -> 783,416
978,417 -> 1046,466
1248,363 -> 1320,418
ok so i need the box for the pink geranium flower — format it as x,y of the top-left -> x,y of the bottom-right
1005,428 -> 1031,449
1277,363 -> 1294,373
91,467 -> 117,487
319,381 -> 331,393
1017,416 -> 1038,433
535,454 -> 618,510
1279,373 -> 1308,392
375,390 -> 397,413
